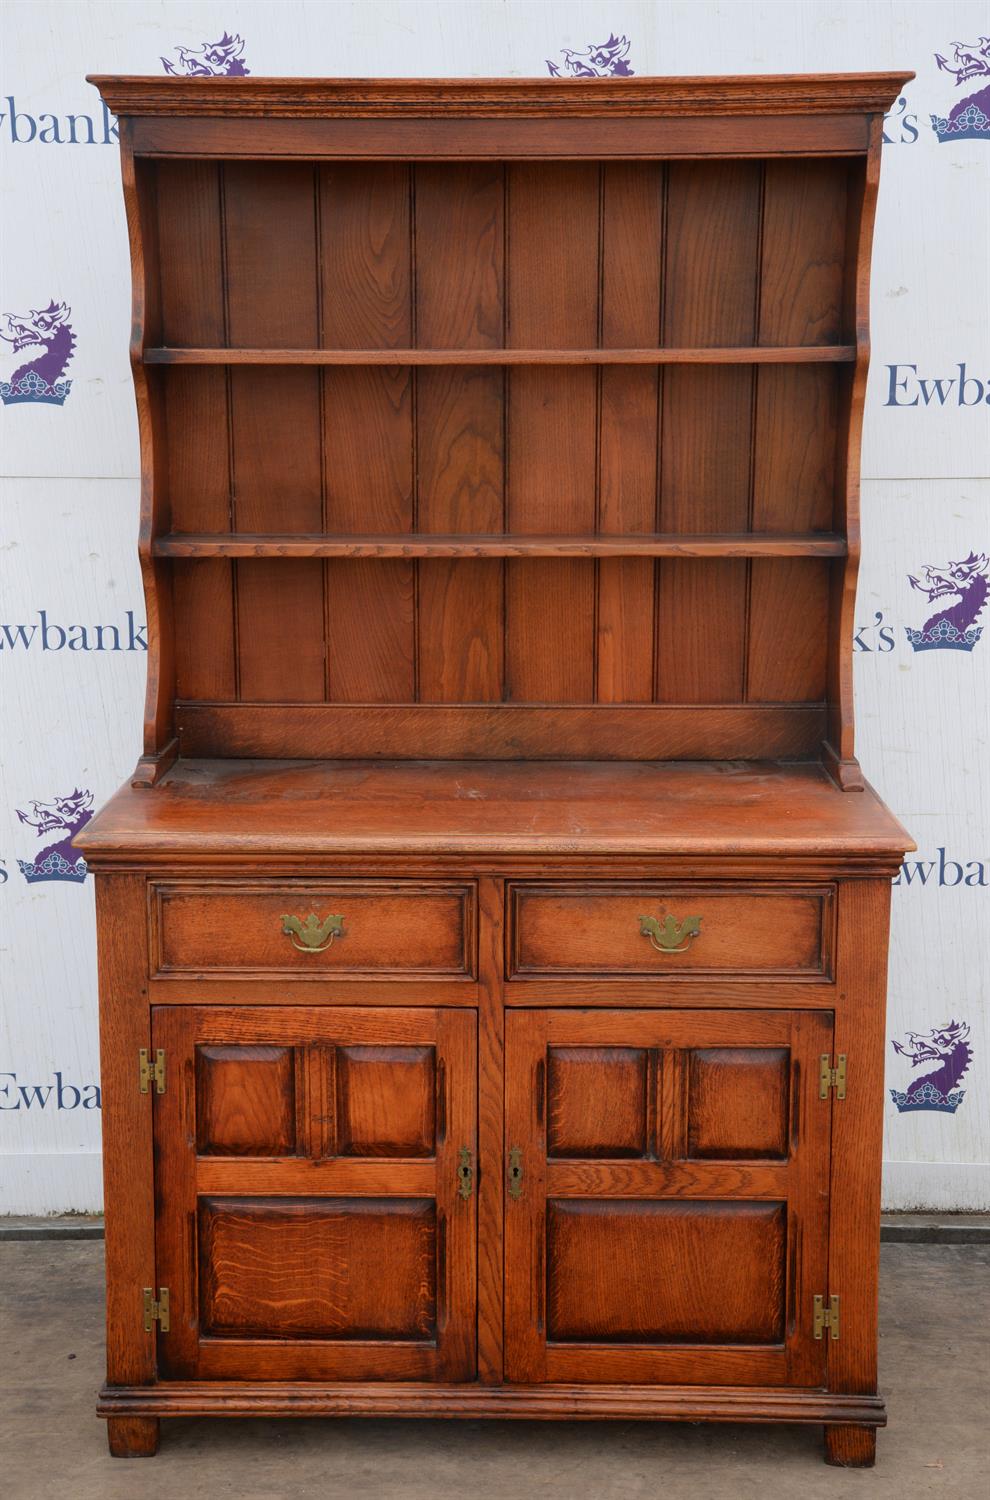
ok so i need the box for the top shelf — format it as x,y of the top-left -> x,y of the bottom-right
142,345 -> 857,367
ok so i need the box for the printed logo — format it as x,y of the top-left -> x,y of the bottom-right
0,1072 -> 101,1110
0,300 -> 74,406
546,33 -> 634,78
162,31 -> 251,76
15,789 -> 93,885
890,1020 -> 972,1114
931,36 -> 990,142
0,610 -> 148,653
905,552 -> 988,653
895,848 -> 988,888
883,363 -> 989,408
0,94 -> 118,146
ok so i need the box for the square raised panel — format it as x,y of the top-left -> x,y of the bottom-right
686,1047 -> 790,1160
547,1047 -> 649,1159
198,1196 -> 437,1340
335,1045 -> 436,1157
546,1199 -> 786,1344
195,1045 -> 297,1157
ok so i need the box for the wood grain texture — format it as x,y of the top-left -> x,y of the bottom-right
77,759 -> 910,866
143,345 -> 857,365
155,533 -> 847,558
152,1005 -> 476,1383
99,1382 -> 887,1425
92,74 -> 910,1462
94,876 -> 156,1388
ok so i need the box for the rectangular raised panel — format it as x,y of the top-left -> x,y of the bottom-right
152,881 -> 475,978
546,1199 -> 786,1344
509,884 -> 831,978
547,1048 -> 649,1160
195,1045 -> 297,1157
198,1196 -> 436,1340
687,1048 -> 791,1161
335,1046 -> 436,1158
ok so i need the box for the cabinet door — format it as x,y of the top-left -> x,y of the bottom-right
152,1006 -> 476,1382
505,1008 -> 831,1387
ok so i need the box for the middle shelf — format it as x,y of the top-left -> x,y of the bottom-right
153,533 -> 847,559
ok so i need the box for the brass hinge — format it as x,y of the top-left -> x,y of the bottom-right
138,1047 -> 166,1094
819,1053 -> 846,1100
813,1293 -> 840,1341
143,1286 -> 170,1333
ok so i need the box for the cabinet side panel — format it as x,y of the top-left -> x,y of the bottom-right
829,879 -> 892,1395
96,874 -> 156,1387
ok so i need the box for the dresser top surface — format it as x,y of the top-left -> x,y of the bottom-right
76,759 -> 912,864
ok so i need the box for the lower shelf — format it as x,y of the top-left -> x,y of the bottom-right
98,1382 -> 887,1426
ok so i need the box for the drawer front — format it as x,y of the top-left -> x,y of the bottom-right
152,881 -> 476,979
509,883 -> 833,979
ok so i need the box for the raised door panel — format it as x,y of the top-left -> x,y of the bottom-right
504,1009 -> 831,1387
152,1006 -> 476,1382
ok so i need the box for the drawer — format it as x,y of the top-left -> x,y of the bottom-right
508,883 -> 833,979
151,881 -> 476,979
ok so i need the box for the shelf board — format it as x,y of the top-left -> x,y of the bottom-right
154,533 -> 848,560
143,345 -> 857,367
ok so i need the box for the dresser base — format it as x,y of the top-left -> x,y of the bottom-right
101,1383 -> 885,1463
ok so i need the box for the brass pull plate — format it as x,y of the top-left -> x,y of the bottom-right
639,912 -> 702,953
280,913 -> 345,953
457,1146 -> 474,1200
508,1145 -> 524,1200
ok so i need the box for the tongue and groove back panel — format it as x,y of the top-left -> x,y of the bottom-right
150,156 -> 855,760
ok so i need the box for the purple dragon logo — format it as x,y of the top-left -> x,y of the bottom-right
931,36 -> 990,141
16,789 -> 93,885
905,552 -> 988,652
0,300 -> 74,406
161,31 -> 250,76
546,33 -> 634,78
890,1021 -> 972,1114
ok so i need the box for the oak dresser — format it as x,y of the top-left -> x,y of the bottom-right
79,72 -> 914,1466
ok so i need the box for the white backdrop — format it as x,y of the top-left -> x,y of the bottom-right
1,0 -> 987,1213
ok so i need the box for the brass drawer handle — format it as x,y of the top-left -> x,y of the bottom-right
280,913 -> 345,953
639,913 -> 702,953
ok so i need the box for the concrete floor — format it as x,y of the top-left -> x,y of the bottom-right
1,1242 -> 987,1500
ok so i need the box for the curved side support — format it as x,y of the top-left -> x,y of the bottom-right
119,123 -> 176,784
824,117 -> 884,791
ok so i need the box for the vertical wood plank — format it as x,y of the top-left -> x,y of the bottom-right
828,881 -> 893,1397
416,164 -> 504,702
505,164 -> 598,703
747,559 -> 830,702
503,1009 -> 548,1383
157,155 -> 234,702
437,1008 -> 479,1381
598,163 -> 662,702
658,162 -> 761,704
95,875 -> 156,1388
224,163 -> 324,702
476,877 -> 505,1383
748,159 -> 846,706
320,163 -> 414,702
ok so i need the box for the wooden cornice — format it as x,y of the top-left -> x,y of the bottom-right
87,73 -> 914,119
